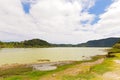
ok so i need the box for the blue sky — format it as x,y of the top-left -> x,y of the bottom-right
89,0 -> 113,15
89,0 -> 113,24
21,1 -> 31,13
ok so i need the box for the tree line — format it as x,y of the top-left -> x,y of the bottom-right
0,39 -> 51,48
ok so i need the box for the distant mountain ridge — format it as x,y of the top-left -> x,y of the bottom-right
77,38 -> 120,47
0,37 -> 120,48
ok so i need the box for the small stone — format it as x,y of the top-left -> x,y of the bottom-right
52,74 -> 56,77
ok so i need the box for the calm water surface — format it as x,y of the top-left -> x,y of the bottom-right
0,47 -> 109,65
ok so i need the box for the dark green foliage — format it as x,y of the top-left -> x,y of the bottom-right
52,44 -> 75,47
113,43 -> 120,49
22,39 -> 51,48
0,39 -> 51,48
106,52 -> 116,58
0,41 -> 4,48
107,39 -> 120,57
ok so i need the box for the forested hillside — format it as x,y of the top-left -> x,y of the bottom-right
77,38 -> 120,47
0,39 -> 51,48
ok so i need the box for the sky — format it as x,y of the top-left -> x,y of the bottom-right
0,0 -> 120,44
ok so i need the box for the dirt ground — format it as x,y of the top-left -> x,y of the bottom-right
39,58 -> 104,80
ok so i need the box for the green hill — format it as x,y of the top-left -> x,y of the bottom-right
113,41 -> 120,49
77,38 -> 120,47
106,39 -> 120,57
22,39 -> 51,47
0,39 -> 51,48
109,40 -> 120,53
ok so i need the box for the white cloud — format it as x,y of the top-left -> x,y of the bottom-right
29,0 -> 96,43
94,0 -> 120,38
0,0 -> 120,44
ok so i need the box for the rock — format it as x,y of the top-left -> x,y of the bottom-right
32,65 -> 57,71
103,72 -> 120,80
52,74 -> 56,77
114,60 -> 120,64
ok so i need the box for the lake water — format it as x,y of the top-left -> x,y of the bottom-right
0,47 -> 108,66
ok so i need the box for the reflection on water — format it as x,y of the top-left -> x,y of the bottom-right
0,47 -> 108,65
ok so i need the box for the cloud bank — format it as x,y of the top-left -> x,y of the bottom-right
0,0 -> 120,44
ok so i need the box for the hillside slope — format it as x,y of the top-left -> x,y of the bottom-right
77,38 -> 120,47
0,39 -> 51,48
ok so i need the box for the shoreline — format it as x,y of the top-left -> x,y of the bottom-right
0,54 -> 106,71
0,54 -> 106,80
0,60 -> 77,70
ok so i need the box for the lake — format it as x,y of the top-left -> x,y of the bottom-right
0,47 -> 109,66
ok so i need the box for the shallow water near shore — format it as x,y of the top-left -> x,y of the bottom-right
0,47 -> 109,66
